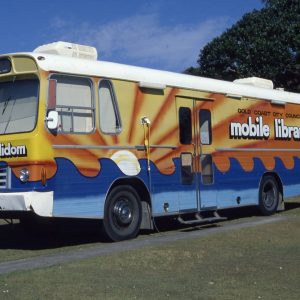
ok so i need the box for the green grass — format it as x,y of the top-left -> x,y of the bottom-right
0,205 -> 300,299
0,200 -> 299,265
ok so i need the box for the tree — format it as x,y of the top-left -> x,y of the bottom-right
187,0 -> 300,92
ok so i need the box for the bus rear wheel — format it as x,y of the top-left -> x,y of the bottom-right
103,185 -> 142,242
258,175 -> 279,216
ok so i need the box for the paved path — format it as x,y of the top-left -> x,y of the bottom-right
0,215 -> 290,275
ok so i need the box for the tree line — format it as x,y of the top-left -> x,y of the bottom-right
186,0 -> 300,93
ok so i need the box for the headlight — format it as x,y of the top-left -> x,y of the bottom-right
20,168 -> 29,183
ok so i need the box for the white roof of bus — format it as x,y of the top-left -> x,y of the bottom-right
12,52 -> 300,104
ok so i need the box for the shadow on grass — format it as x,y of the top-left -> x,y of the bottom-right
0,217 -> 109,251
0,201 -> 299,251
284,201 -> 300,210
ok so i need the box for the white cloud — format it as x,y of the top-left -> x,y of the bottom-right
50,14 -> 229,71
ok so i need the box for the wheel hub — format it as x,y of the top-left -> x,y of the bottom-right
263,182 -> 275,208
113,199 -> 133,226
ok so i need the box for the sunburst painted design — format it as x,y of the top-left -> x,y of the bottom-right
44,84 -> 188,177
128,87 -> 145,144
33,77 -> 300,180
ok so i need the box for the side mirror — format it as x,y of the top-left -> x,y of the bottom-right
46,110 -> 59,130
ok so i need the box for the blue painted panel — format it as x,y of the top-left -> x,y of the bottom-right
4,154 -> 300,218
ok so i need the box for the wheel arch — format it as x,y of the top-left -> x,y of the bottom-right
106,177 -> 153,230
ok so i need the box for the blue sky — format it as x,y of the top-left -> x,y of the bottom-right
1,0 -> 263,72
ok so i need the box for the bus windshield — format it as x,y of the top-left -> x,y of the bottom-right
0,77 -> 39,135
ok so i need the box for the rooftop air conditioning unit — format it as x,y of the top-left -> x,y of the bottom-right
234,77 -> 274,89
33,41 -> 98,61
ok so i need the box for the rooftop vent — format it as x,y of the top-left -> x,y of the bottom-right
234,77 -> 274,89
33,41 -> 98,61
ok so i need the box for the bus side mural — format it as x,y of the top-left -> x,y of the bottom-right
0,41 -> 299,241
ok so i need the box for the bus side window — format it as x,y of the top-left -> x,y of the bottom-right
199,109 -> 212,145
98,80 -> 122,134
49,75 -> 94,134
179,107 -> 192,144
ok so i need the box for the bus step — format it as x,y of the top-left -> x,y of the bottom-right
177,212 -> 227,226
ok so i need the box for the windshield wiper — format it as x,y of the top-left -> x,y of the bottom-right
1,76 -> 15,116
3,76 -> 16,134
2,96 -> 11,115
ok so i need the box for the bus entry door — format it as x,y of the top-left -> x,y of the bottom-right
176,97 -> 216,212
194,99 -> 216,210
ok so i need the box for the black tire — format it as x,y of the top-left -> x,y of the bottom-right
103,185 -> 142,242
258,175 -> 279,216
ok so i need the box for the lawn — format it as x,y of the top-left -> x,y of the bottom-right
0,201 -> 299,299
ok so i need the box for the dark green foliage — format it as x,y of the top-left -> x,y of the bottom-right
187,0 -> 300,92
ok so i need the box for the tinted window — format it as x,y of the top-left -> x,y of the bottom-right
0,59 -> 11,74
179,107 -> 192,144
201,154 -> 213,185
180,152 -> 194,185
199,109 -> 212,145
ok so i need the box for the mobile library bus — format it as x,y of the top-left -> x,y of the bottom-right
0,41 -> 299,241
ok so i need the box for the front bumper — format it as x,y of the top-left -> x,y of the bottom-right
0,191 -> 53,217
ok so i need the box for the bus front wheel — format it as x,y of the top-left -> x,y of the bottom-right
103,185 -> 142,242
258,175 -> 279,216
